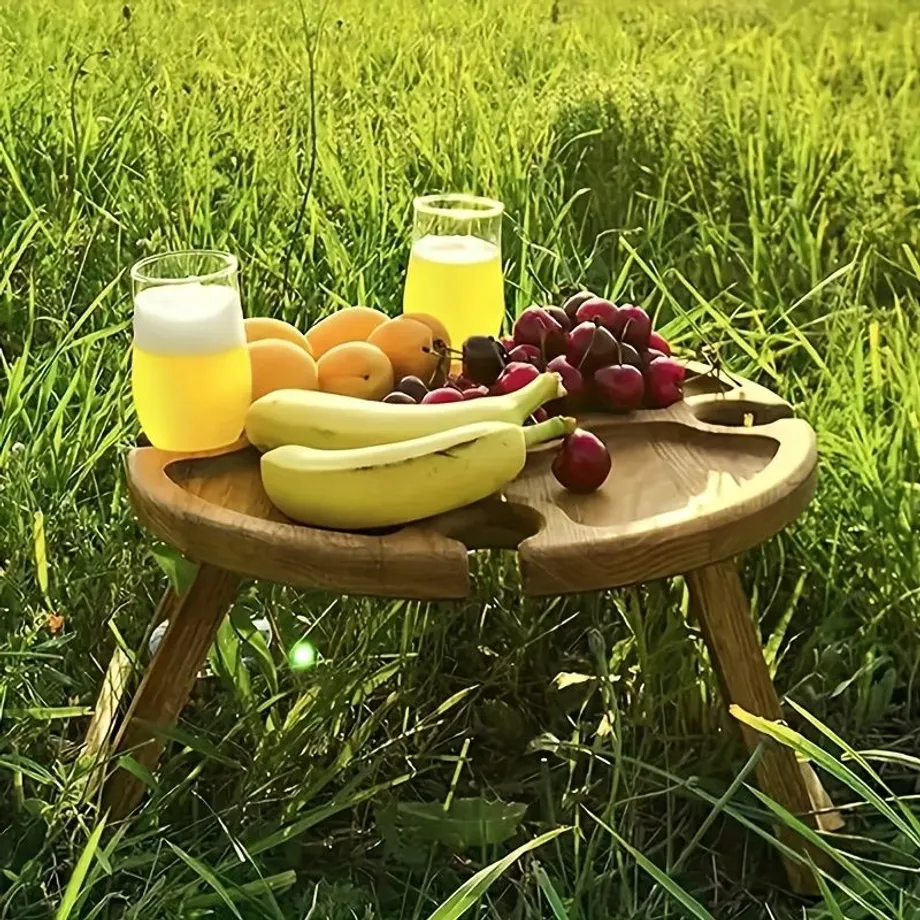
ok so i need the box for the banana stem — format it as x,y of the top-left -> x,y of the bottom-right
523,416 -> 577,448
505,372 -> 567,422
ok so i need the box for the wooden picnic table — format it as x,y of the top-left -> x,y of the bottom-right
88,363 -> 839,894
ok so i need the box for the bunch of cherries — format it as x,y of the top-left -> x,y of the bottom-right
379,293 -> 685,494
383,292 -> 684,414
465,292 -> 684,413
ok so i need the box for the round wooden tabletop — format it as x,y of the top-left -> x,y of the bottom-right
126,363 -> 817,599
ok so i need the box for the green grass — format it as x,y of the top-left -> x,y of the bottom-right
1,0 -> 920,915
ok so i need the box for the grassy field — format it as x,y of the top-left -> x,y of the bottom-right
2,0 -> 920,915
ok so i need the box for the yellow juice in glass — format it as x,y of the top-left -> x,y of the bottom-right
132,282 -> 251,452
403,234 -> 504,348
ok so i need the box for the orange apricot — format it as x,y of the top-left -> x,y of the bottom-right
366,315 -> 445,384
317,341 -> 394,400
244,317 -> 313,357
403,312 -> 452,384
248,339 -> 318,402
402,312 -> 451,350
305,306 -> 388,358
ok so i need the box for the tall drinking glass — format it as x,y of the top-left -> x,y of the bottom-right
131,250 -> 251,453
402,194 -> 505,350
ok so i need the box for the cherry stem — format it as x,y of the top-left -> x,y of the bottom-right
436,345 -> 463,357
578,323 -> 600,371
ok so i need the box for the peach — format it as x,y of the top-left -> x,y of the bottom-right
244,317 -> 313,357
305,306 -> 388,358
317,341 -> 394,400
248,339 -> 318,402
367,315 -> 446,384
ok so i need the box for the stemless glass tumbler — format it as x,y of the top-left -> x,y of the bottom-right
131,250 -> 251,453
402,194 -> 505,350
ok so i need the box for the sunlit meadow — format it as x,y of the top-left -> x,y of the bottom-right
1,0 -> 920,916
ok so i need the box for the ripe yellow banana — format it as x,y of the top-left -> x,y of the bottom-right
245,372 -> 565,451
260,416 -> 576,530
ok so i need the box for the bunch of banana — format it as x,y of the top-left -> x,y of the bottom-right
246,371 -> 571,531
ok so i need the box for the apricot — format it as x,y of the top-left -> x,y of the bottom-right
317,341 -> 394,401
248,339 -> 318,402
367,315 -> 446,384
402,312 -> 451,350
403,312 -> 452,384
305,306 -> 388,358
244,317 -> 313,357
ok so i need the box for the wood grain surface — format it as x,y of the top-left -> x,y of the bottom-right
125,363 -> 817,599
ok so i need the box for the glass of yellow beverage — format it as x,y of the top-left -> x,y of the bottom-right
403,194 -> 505,350
130,250 -> 251,453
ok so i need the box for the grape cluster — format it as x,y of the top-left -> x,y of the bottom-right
379,291 -> 684,413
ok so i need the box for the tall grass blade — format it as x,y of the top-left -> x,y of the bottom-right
55,816 -> 107,920
426,828 -> 569,920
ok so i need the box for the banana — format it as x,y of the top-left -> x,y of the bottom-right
260,416 -> 576,530
245,372 -> 565,451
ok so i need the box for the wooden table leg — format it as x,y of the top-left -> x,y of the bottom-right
686,559 -> 834,895
102,564 -> 240,819
83,585 -> 186,805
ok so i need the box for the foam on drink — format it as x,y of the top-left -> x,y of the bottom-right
133,282 -> 245,355
409,234 -> 498,266
131,280 -> 251,451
